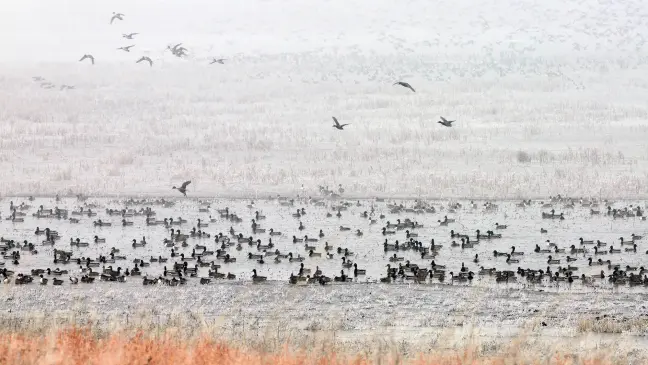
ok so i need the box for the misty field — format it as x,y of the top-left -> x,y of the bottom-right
2,0 -> 648,363
1,0 -> 648,198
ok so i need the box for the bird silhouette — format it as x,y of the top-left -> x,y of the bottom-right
110,12 -> 124,24
136,56 -> 153,67
167,44 -> 187,57
172,181 -> 191,196
394,81 -> 415,92
79,54 -> 95,65
332,117 -> 350,130
438,116 -> 455,127
122,33 -> 138,39
117,45 -> 135,52
210,58 -> 225,65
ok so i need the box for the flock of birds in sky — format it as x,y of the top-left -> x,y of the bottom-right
76,12 -> 226,67
64,12 -> 459,130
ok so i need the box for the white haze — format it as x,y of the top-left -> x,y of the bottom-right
1,0 -> 648,198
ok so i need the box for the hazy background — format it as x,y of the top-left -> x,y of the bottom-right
1,0 -> 647,198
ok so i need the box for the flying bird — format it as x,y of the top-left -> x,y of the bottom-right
210,58 -> 225,65
110,12 -> 124,24
117,45 -> 135,52
167,43 -> 188,57
332,117 -> 350,130
136,56 -> 153,67
122,33 -> 138,39
79,54 -> 95,65
32,76 -> 45,82
394,81 -> 415,92
438,116 -> 455,127
172,181 -> 191,196
60,85 -> 75,90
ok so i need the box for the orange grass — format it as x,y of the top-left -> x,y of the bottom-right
0,326 -> 615,365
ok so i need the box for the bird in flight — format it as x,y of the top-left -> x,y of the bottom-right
79,54 -> 95,65
167,43 -> 188,57
438,116 -> 455,127
122,33 -> 138,39
172,181 -> 191,196
210,58 -> 225,65
136,56 -> 153,67
332,117 -> 350,130
394,81 -> 416,92
117,45 -> 135,52
110,12 -> 124,24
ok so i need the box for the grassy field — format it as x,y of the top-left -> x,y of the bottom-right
0,308 -> 645,365
0,325 -> 628,365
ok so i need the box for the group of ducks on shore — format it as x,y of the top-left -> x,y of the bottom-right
1,194 -> 647,288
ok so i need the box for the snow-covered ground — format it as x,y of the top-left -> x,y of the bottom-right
1,0 -> 648,198
5,282 -> 648,355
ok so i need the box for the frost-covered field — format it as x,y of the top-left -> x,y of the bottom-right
1,0 -> 648,198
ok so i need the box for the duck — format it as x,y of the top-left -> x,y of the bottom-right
353,263 -> 366,276
252,269 -> 267,283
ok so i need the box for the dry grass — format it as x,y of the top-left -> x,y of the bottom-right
0,326 -> 621,365
577,317 -> 648,334
0,310 -> 641,365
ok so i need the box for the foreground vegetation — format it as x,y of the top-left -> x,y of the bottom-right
0,325 -> 638,365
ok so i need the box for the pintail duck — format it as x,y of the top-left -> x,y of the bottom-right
438,116 -> 454,127
332,117 -> 350,130
341,257 -> 353,268
172,181 -> 191,196
79,54 -> 95,65
252,269 -> 267,282
110,12 -> 124,24
393,81 -> 415,92
382,227 -> 395,235
117,45 -> 135,52
334,270 -> 350,282
288,253 -> 304,262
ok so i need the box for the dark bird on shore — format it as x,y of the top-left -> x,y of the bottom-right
79,54 -> 95,65
332,117 -> 350,130
438,116 -> 455,127
173,181 -> 192,196
394,81 -> 415,92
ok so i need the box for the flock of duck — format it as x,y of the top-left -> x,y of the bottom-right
78,12 -> 226,67
33,12 -> 459,128
1,193 -> 647,289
